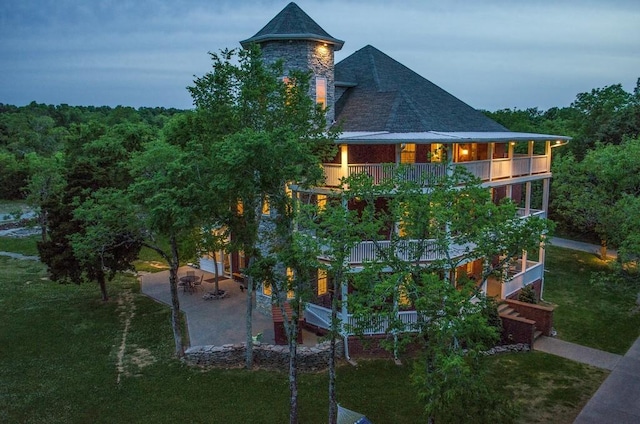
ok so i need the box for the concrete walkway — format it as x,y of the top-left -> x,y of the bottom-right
573,338 -> 640,423
534,336 -> 622,371
550,237 -> 617,259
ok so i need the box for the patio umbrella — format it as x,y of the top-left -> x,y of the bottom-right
337,404 -> 372,424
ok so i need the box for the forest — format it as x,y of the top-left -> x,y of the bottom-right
1,78 -> 639,265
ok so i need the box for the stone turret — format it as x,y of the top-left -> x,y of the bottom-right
241,2 -> 344,124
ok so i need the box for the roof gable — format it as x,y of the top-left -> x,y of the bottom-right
241,2 -> 344,50
334,45 -> 507,132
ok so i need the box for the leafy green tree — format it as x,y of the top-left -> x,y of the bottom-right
569,79 -> 640,158
552,136 -> 640,262
37,121 -> 154,300
24,152 -> 65,241
340,166 -> 549,422
188,46 -> 336,379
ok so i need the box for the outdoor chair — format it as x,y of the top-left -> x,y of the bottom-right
193,274 -> 203,291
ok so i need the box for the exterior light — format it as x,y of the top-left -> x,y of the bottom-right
461,148 -> 469,155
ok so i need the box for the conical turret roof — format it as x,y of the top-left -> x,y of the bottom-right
240,2 -> 344,50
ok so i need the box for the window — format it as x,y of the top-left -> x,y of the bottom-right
287,268 -> 295,299
316,77 -> 327,108
400,143 -> 416,164
317,269 -> 328,296
316,194 -> 327,211
263,282 -> 272,296
430,143 -> 444,162
262,196 -> 270,216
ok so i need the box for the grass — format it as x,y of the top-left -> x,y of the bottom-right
543,245 -> 640,354
2,233 -> 634,422
0,257 -> 423,423
0,234 -> 40,256
0,246 -> 613,424
486,352 -> 607,424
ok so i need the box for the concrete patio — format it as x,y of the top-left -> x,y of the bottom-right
140,266 -> 318,347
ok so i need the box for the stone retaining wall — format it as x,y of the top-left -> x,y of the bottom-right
184,340 -> 343,372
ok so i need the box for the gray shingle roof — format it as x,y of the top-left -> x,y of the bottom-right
240,2 -> 344,51
334,45 -> 508,132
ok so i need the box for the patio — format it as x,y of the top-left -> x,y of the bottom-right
140,266 -> 318,347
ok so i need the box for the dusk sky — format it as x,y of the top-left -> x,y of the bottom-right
1,0 -> 638,111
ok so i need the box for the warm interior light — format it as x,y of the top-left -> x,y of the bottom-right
461,148 -> 469,155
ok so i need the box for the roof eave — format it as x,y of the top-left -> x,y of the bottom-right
336,131 -> 572,144
240,34 -> 345,50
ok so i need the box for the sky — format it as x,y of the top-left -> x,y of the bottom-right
1,0 -> 639,111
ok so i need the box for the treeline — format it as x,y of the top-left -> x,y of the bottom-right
0,102 -> 185,199
484,79 -> 640,264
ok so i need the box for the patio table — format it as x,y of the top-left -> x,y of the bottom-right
179,275 -> 198,293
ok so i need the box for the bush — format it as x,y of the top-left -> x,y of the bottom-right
518,285 -> 537,304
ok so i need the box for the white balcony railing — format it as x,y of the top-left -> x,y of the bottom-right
317,239 -> 473,265
502,262 -> 544,298
323,155 -> 550,187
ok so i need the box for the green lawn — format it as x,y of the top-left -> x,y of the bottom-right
0,234 -> 40,256
543,246 -> 640,354
0,245 -> 614,423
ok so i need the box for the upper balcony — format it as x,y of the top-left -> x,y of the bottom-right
321,138 -> 565,187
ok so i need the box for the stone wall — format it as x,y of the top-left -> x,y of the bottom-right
184,340 -> 343,372
260,40 -> 336,124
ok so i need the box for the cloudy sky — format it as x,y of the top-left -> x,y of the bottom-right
1,0 -> 638,111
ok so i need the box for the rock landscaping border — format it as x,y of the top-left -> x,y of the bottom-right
184,340 -> 343,372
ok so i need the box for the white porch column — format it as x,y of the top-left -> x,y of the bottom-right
488,142 -> 494,181
525,181 -> 532,216
340,144 -> 348,181
542,178 -> 550,213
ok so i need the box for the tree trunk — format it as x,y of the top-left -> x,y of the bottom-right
39,211 -> 48,242
98,270 -> 108,301
328,272 -> 340,424
212,250 -> 220,294
245,273 -> 254,369
600,239 -> 608,260
288,306 -> 299,424
169,235 -> 184,358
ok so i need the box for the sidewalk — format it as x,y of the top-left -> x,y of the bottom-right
573,337 -> 640,423
534,336 -> 622,371
550,237 -> 617,259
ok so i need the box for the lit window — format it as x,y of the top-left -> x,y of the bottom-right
287,268 -> 295,299
263,282 -> 272,296
317,269 -> 328,295
400,143 -> 416,164
316,77 -> 327,108
262,196 -> 270,216
316,194 -> 327,211
430,144 -> 444,163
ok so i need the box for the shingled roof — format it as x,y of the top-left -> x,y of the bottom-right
334,45 -> 507,133
240,2 -> 344,50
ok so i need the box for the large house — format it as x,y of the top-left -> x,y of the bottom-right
199,2 -> 569,342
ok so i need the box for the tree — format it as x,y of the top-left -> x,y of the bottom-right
296,179 -> 378,424
23,152 -> 65,241
552,136 -> 640,262
340,165 -> 549,422
37,121 -> 154,300
188,46 -> 336,377
569,79 -> 640,158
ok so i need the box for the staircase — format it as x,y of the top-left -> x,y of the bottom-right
498,300 -> 553,346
